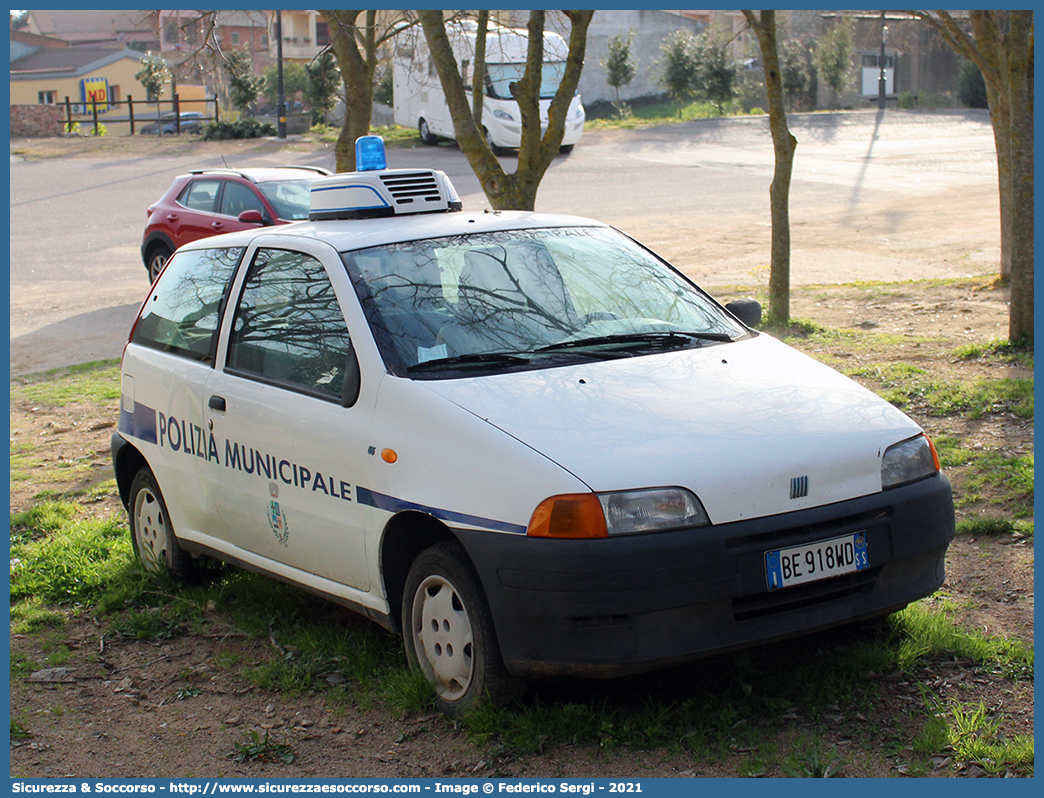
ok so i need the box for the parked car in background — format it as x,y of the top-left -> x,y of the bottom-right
140,166 -> 332,280
139,111 -> 207,135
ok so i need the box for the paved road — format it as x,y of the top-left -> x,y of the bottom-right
9,109 -> 998,376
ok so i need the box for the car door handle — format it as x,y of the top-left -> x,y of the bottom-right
208,395 -> 226,412
211,221 -> 224,230
166,214 -> 179,221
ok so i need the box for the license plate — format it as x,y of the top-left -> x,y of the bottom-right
765,532 -> 869,590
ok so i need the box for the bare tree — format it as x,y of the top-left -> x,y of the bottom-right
742,11 -> 797,329
907,11 -> 1032,344
319,10 -> 417,172
417,10 -> 594,211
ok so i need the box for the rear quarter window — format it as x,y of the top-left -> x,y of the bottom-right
132,248 -> 243,362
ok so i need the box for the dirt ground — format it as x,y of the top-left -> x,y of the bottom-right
9,276 -> 1033,780
8,131 -> 1033,780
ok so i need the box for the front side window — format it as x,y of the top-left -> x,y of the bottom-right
486,62 -> 566,100
226,249 -> 352,400
132,248 -> 243,361
344,226 -> 746,378
179,179 -> 221,212
219,181 -> 265,218
256,180 -> 313,220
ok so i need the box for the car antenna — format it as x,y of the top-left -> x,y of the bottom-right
220,155 -> 231,168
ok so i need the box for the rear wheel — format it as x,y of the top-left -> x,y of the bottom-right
402,541 -> 517,714
146,245 -> 171,282
129,467 -> 196,581
418,118 -> 438,145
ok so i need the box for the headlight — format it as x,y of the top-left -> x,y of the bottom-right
527,488 -> 709,538
492,109 -> 514,121
881,434 -> 940,489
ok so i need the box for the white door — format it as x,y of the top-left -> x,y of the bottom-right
204,246 -> 375,590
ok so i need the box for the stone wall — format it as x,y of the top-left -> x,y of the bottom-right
11,104 -> 65,137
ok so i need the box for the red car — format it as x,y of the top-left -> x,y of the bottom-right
141,166 -> 331,280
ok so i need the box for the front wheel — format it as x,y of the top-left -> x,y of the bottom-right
129,467 -> 196,581
402,541 -> 517,714
559,143 -> 575,155
483,127 -> 506,157
418,118 -> 438,146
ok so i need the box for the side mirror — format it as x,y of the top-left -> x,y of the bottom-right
238,209 -> 266,225
725,298 -> 762,329
341,343 -> 361,408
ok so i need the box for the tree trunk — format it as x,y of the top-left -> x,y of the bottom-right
911,11 -> 1033,344
322,10 -> 387,172
1002,11 -> 1033,343
743,11 -> 798,329
471,11 -> 488,126
418,10 -> 593,210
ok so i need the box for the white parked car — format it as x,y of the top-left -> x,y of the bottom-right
113,138 -> 954,713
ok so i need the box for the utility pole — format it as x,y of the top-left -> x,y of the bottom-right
276,10 -> 287,138
878,11 -> 888,110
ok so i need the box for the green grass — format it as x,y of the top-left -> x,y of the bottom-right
880,375 -> 1033,419
915,699 -> 1034,776
11,359 -> 121,407
893,601 -> 1033,676
9,509 -> 140,607
954,338 -> 1034,369
584,96 -> 762,129
10,717 -> 32,741
933,436 -> 1034,517
228,730 -> 296,764
955,517 -> 1034,538
10,501 -> 79,542
10,598 -> 66,634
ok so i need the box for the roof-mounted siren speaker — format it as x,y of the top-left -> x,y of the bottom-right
309,136 -> 463,221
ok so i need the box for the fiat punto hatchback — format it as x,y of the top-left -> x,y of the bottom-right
113,138 -> 954,712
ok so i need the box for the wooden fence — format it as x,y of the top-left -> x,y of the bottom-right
63,94 -> 221,136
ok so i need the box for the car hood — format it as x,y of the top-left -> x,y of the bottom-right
418,335 -> 921,524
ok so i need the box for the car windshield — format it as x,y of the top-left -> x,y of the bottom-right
257,180 -> 313,221
342,226 -> 746,378
486,61 -> 566,100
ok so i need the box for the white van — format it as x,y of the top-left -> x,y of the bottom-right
113,139 -> 953,714
392,20 -> 585,154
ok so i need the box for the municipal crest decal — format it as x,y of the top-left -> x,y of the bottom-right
268,483 -> 290,546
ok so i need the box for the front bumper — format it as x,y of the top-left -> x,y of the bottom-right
456,474 -> 954,677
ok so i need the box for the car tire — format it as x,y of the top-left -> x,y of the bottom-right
402,541 -> 518,714
129,467 -> 197,581
483,127 -> 506,157
146,245 -> 171,282
559,144 -> 575,155
418,119 -> 438,146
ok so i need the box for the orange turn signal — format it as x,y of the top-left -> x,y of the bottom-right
381,448 -> 398,464
925,434 -> 941,472
527,494 -> 607,539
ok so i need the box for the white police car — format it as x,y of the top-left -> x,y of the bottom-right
113,137 -> 954,712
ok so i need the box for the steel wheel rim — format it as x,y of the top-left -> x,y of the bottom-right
411,574 -> 474,700
133,486 -> 167,571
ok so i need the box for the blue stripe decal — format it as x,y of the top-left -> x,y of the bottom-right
117,399 -> 158,445
311,184 -> 391,210
356,487 -> 527,535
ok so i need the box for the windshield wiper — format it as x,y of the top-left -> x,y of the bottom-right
535,330 -> 733,354
407,352 -> 531,373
